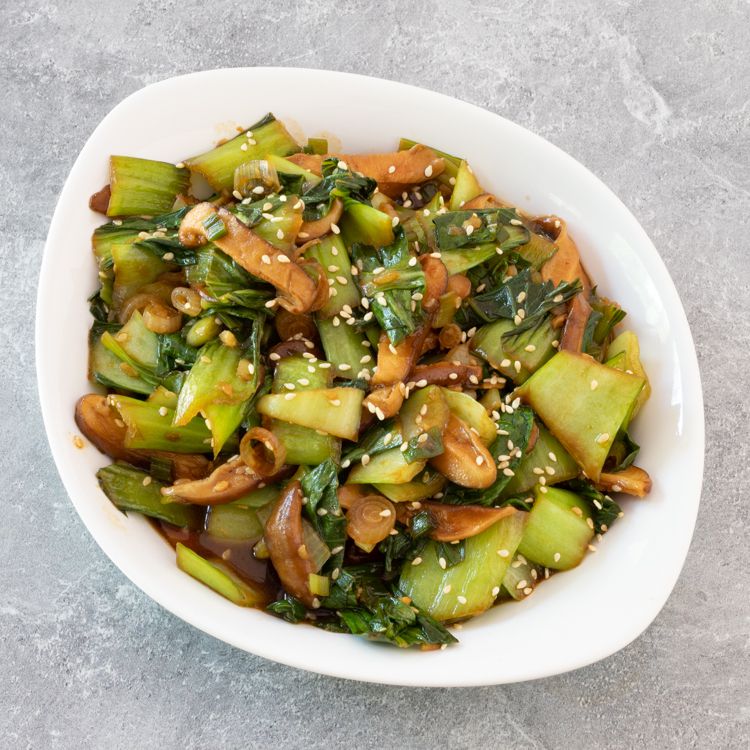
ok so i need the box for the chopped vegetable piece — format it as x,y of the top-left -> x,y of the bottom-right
107,156 -> 189,217
399,511 -> 527,621
257,387 -> 364,440
347,446 -> 426,485
97,464 -> 201,528
176,543 -> 267,606
185,113 -> 299,191
516,350 -> 645,480
517,486 -> 595,570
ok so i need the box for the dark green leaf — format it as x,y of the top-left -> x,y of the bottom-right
301,158 -> 376,221
435,540 -> 465,568
605,430 -> 640,472
564,479 -> 622,534
352,227 -> 425,345
300,459 -> 346,573
267,595 -> 307,623
433,208 -> 529,250
468,267 -> 580,330
342,419 -> 402,465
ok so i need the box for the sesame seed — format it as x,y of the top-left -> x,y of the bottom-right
476,455 -> 485,466
388,165 -> 396,174
553,552 -> 561,562
457,595 -> 467,604
252,186 -> 265,194
498,549 -> 509,557
400,442 -> 409,453
379,509 -> 392,517
331,223 -> 341,235
391,216 -> 400,227
142,476 -> 152,486
213,480 -> 229,492
336,276 -> 348,285
337,160 -> 348,170
361,453 -> 370,465
284,393 -> 296,400
424,164 -> 433,177
438,557 -> 447,569
465,224 -> 475,236
264,299 -> 277,309
595,432 -> 610,444
524,344 -> 536,352
411,557 -> 423,566
590,379 -> 599,391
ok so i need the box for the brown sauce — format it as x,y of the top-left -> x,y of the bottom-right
150,516 -> 281,605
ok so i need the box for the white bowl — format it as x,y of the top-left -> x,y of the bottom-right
36,68 -> 704,686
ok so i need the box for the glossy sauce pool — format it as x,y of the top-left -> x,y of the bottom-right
152,517 -> 281,605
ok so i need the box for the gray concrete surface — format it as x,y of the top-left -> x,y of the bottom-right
1,1 -> 748,748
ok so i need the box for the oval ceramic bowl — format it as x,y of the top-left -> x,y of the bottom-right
36,68 -> 703,687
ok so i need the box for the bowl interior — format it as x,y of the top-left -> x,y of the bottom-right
36,68 -> 703,686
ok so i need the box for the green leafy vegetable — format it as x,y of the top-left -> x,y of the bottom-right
321,564 -> 456,648
433,208 -> 529,251
467,267 -> 580,329
300,158 -> 376,221
267,595 -> 307,623
300,460 -> 346,574
352,227 -> 425,344
563,479 -> 623,534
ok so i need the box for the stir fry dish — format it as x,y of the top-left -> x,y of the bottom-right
77,113 -> 652,649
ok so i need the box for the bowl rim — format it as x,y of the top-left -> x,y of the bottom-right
36,67 -> 704,686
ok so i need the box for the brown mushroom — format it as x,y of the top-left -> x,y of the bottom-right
89,185 -> 111,214
268,337 -> 323,361
287,153 -> 324,175
296,198 -> 343,243
160,456 -> 286,505
344,145 -> 445,194
446,273 -> 472,301
430,413 -> 497,489
596,466 -> 652,498
371,327 -> 428,387
75,395 -> 211,481
537,216 -> 591,295
461,193 -> 508,210
274,310 -> 318,342
419,255 -> 449,311
363,383 -> 405,421
559,293 -> 593,353
264,480 -> 317,606
288,146 -> 444,192
397,502 -> 517,542
178,203 -> 319,314
408,361 -> 483,389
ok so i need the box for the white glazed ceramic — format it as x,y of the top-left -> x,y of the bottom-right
36,68 -> 704,686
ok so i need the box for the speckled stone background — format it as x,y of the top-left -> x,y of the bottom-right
1,1 -> 748,748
